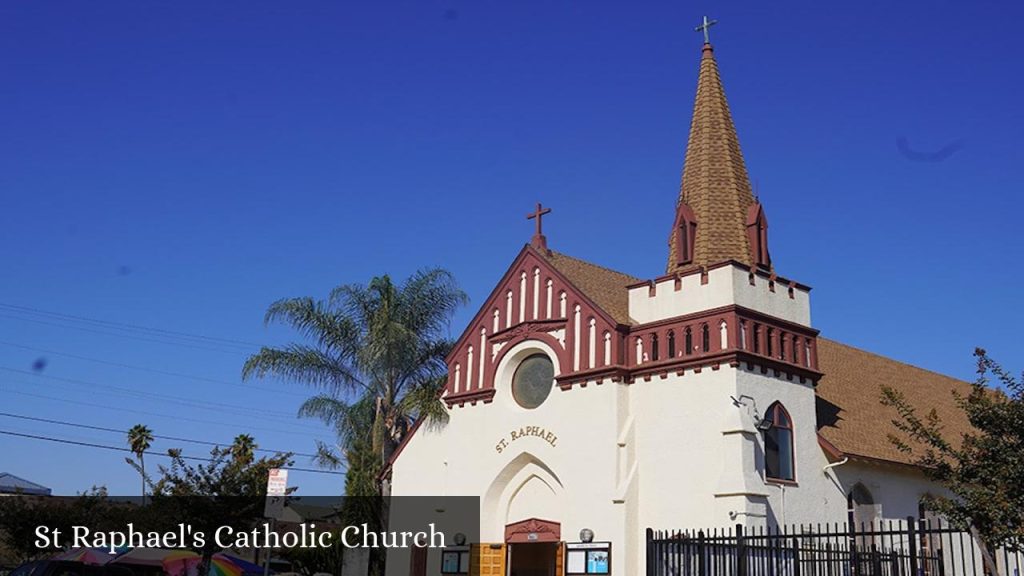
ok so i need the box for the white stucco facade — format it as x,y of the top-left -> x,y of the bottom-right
387,260 -> 949,576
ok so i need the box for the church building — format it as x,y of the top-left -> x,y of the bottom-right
384,34 -> 972,576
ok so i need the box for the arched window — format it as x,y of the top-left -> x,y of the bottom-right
763,403 -> 795,481
848,483 -> 879,535
746,203 -> 771,270
650,334 -> 660,362
684,327 -> 693,356
674,203 -> 697,266
667,330 -> 676,358
701,324 -> 710,353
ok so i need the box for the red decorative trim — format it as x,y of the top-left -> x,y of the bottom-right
490,318 -> 565,343
672,202 -> 697,266
504,518 -> 561,543
381,414 -> 427,480
746,203 -> 771,270
441,245 -> 627,400
444,388 -> 496,408
817,433 -> 845,462
557,366 -> 630,390
491,331 -> 569,379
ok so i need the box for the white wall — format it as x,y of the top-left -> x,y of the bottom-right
389,262 -> 949,576
627,266 -> 811,327
390,339 -> 629,575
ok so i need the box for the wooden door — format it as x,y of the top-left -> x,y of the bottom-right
470,543 -> 506,576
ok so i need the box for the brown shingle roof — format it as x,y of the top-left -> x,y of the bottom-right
668,43 -> 759,274
815,338 -> 974,466
538,249 -> 640,326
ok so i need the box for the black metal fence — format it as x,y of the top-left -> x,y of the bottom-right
647,518 -> 1024,576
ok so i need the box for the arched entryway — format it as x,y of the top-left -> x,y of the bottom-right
505,518 -> 562,576
482,453 -> 566,576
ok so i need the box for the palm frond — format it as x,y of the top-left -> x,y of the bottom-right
242,344 -> 366,393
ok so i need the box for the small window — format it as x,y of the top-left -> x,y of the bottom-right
512,354 -> 554,409
684,327 -> 693,356
701,324 -> 710,353
650,334 -> 660,361
763,403 -> 795,481
667,331 -> 676,358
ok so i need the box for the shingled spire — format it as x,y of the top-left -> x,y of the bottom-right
667,39 -> 771,274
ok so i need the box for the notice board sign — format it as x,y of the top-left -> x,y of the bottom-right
566,542 -> 611,575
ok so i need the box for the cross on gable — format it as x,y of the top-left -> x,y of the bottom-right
527,202 -> 552,252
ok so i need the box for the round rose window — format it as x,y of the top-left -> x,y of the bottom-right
512,354 -> 554,409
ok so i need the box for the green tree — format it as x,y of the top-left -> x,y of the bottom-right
882,348 -> 1024,576
242,268 -> 466,492
0,488 -> 113,564
126,423 -> 154,505
149,436 -> 293,573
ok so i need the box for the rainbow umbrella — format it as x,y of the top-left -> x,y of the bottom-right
208,554 -> 246,576
161,550 -> 201,576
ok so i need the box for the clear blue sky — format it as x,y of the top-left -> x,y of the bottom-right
1,1 -> 1021,496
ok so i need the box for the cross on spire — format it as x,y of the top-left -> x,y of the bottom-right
695,15 -> 718,44
527,202 -> 552,252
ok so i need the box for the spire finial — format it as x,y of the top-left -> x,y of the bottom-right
695,15 -> 718,45
527,202 -> 552,252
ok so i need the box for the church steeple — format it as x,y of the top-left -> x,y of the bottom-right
668,31 -> 771,274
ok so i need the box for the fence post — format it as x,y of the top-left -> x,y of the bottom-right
736,524 -> 747,576
646,528 -> 655,576
907,516 -> 920,576
793,536 -> 801,576
698,530 -> 708,576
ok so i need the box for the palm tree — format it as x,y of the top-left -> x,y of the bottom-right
242,268 -> 466,492
126,424 -> 154,504
230,434 -> 257,463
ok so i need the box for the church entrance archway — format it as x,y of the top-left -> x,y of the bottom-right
505,519 -> 561,576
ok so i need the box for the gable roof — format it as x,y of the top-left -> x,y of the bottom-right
0,472 -> 52,496
815,338 -> 975,466
539,249 -> 641,326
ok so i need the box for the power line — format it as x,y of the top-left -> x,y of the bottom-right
0,367 -> 320,425
0,340 -> 308,398
0,387 -> 334,440
0,313 -> 252,356
0,429 -> 344,475
0,302 -> 264,349
0,411 -> 321,459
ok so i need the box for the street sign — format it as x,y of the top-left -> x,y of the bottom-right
264,468 -> 288,519
267,468 -> 288,496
